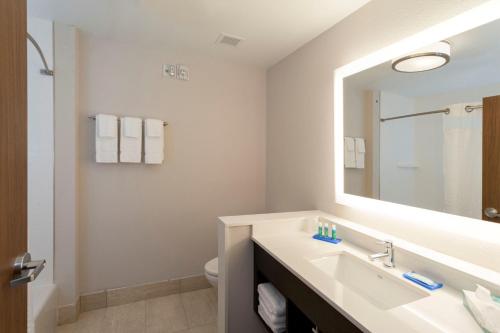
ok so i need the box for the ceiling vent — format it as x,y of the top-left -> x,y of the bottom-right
216,33 -> 244,47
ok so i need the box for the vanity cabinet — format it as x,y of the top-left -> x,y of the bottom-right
254,243 -> 363,333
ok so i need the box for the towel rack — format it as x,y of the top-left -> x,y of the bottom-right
88,116 -> 168,127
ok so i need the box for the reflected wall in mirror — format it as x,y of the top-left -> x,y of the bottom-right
343,18 -> 500,223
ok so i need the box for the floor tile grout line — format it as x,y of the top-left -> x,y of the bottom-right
181,289 -> 217,329
179,292 -> 193,330
57,288 -> 217,333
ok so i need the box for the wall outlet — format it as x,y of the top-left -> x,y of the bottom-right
163,64 -> 176,78
176,65 -> 190,81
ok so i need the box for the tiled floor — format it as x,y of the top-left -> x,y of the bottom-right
57,288 -> 217,333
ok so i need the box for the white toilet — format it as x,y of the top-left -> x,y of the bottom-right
204,257 -> 218,288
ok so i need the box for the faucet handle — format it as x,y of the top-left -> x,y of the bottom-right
376,240 -> 393,247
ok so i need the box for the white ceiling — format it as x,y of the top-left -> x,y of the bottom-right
28,0 -> 370,68
346,18 -> 500,97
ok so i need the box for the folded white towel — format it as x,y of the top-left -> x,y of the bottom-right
259,297 -> 285,324
257,283 -> 286,315
463,284 -> 500,333
95,114 -> 118,163
259,293 -> 285,317
144,119 -> 164,164
120,117 -> 142,163
344,137 -> 356,168
258,305 -> 286,333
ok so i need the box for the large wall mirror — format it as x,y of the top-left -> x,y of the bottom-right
335,2 -> 500,224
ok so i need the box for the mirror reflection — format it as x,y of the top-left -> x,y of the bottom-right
343,18 -> 500,222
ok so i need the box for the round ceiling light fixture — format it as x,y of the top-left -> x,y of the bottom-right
392,41 -> 451,73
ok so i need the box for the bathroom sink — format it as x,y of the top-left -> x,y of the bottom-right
309,252 -> 429,309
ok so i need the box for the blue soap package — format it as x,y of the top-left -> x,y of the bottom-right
403,272 -> 443,290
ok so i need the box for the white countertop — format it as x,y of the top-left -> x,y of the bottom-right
251,220 -> 485,333
219,210 -> 321,227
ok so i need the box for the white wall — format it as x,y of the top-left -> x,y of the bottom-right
54,22 -> 80,310
343,86 -> 374,197
412,112 -> 444,212
378,91 -> 445,212
414,82 -> 500,111
379,91 -> 417,206
27,17 -> 54,287
78,35 -> 267,294
266,0 -> 500,272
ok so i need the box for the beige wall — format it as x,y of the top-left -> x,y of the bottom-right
343,86 -> 375,198
78,35 -> 266,293
267,0 -> 500,272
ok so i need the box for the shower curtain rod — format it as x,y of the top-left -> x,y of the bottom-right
380,104 -> 483,122
27,33 -> 54,76
380,108 -> 450,122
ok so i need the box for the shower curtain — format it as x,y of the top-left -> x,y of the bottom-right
442,102 -> 482,219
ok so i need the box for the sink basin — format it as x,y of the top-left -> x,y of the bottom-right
309,252 -> 429,309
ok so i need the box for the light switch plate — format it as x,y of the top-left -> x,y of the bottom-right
163,64 -> 176,78
176,65 -> 190,81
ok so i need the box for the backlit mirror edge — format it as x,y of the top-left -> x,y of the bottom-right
333,0 -> 500,242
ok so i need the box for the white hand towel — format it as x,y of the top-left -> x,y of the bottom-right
95,114 -> 118,163
355,137 -> 365,169
123,117 -> 142,138
258,305 -> 286,333
344,137 -> 356,168
257,283 -> 286,315
144,119 -> 164,164
145,118 -> 163,137
120,117 -> 142,163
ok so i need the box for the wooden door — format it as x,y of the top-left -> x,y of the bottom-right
0,0 -> 28,332
482,95 -> 500,223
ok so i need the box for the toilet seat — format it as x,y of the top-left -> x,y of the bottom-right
205,257 -> 218,277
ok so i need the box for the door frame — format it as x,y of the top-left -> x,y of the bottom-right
0,0 -> 28,332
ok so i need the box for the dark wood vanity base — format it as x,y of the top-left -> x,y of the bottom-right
254,243 -> 363,333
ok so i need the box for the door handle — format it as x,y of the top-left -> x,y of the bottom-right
10,253 -> 46,287
484,207 -> 500,218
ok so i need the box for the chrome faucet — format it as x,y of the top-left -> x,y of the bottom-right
368,240 -> 394,268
